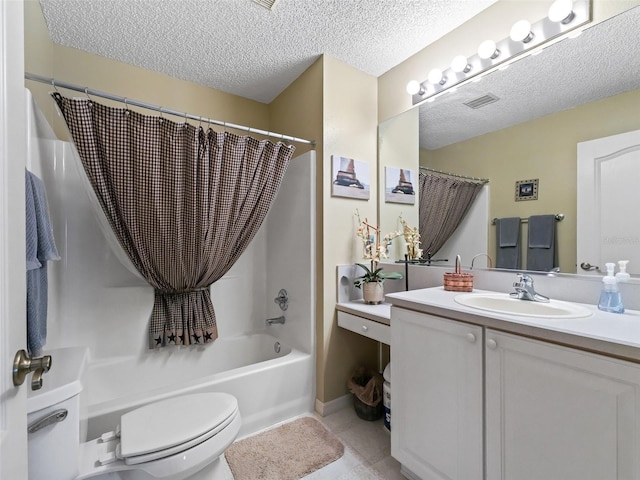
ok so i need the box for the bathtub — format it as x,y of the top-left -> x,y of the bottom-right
82,333 -> 314,440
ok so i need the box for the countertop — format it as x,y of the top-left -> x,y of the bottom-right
335,300 -> 391,325
386,287 -> 640,363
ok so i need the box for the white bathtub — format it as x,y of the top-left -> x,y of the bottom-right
83,333 -> 314,440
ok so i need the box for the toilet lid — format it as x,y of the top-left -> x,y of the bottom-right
119,392 -> 238,461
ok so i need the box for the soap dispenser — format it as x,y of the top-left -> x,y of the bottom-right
616,260 -> 631,283
598,262 -> 625,313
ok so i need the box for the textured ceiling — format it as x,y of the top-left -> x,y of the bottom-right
419,6 -> 640,150
38,0 -> 498,104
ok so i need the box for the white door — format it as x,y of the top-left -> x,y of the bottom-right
577,129 -> 640,275
391,308 -> 483,480
0,0 -> 29,477
486,330 -> 640,480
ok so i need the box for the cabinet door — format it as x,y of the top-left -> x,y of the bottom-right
391,308 -> 483,480
486,330 -> 640,480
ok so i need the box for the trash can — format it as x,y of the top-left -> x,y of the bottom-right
347,366 -> 384,421
383,362 -> 391,432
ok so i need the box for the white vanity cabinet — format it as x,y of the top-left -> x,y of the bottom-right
391,308 -> 484,480
485,329 -> 640,480
392,305 -> 640,480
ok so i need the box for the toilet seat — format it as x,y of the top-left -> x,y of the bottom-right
76,392 -> 241,480
118,392 -> 238,464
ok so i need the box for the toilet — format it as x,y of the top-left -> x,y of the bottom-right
27,347 -> 241,480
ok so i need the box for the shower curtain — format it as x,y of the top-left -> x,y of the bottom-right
418,171 -> 485,259
53,93 -> 294,348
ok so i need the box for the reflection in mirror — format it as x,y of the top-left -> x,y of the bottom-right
417,168 -> 489,268
377,108 -> 419,263
416,6 -> 640,275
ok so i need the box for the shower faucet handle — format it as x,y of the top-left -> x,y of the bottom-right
274,289 -> 289,311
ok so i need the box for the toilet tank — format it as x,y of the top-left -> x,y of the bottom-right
27,347 -> 88,480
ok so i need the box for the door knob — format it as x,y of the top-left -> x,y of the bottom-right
580,262 -> 599,271
487,339 -> 498,350
13,349 -> 52,390
466,333 -> 476,343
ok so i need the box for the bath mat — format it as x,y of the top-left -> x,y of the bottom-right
224,416 -> 344,480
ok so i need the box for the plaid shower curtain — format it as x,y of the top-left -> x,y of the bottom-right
53,93 -> 294,348
418,172 -> 485,260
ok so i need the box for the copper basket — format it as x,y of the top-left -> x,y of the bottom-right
443,255 -> 473,292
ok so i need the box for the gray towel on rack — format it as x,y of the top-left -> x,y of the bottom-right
495,217 -> 521,269
26,170 -> 60,356
527,215 -> 557,272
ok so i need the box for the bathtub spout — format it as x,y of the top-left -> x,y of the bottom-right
266,316 -> 286,326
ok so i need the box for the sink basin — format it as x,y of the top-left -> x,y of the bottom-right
454,293 -> 593,319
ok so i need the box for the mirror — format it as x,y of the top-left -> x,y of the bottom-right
380,6 -> 640,274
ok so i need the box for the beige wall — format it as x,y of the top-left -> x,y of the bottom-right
378,108 -> 420,261
421,87 -> 640,272
320,56 -> 380,403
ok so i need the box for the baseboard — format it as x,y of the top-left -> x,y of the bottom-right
314,394 -> 352,417
400,465 -> 421,480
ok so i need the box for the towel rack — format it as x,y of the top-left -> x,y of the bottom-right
491,213 -> 564,225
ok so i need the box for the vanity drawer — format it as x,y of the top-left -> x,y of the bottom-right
337,311 -> 390,345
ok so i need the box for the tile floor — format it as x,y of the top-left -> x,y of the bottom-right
200,404 -> 405,480
303,406 -> 405,480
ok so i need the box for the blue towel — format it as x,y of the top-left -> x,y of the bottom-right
527,215 -> 557,272
26,170 -> 60,356
495,217 -> 521,269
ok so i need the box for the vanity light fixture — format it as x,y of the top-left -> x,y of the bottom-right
478,40 -> 500,60
406,0 -> 590,105
427,68 -> 446,85
510,20 -> 535,43
548,0 -> 576,24
406,80 -> 424,96
451,55 -> 472,74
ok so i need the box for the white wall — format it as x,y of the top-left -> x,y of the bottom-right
265,151 -> 315,354
27,91 -> 313,361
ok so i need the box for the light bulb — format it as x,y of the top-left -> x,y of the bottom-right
548,0 -> 575,24
451,55 -> 471,74
510,20 -> 534,43
478,40 -> 500,60
427,68 -> 446,85
406,80 -> 421,95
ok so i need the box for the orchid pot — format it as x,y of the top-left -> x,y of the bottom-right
354,262 -> 403,305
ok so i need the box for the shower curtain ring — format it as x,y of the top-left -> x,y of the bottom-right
51,79 -> 59,94
123,97 -> 130,115
84,87 -> 93,103
159,107 -> 164,123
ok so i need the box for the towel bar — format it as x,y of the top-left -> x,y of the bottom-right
491,213 -> 564,225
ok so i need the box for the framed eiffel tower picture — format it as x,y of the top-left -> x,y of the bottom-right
385,167 -> 415,204
331,155 -> 370,200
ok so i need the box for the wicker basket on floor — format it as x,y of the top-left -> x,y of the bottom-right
443,255 -> 473,292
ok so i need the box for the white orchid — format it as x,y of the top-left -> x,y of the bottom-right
400,215 -> 423,260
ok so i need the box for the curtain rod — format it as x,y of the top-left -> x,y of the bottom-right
491,214 -> 565,225
419,166 -> 489,184
25,72 -> 316,148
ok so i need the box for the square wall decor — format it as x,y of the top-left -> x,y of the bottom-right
385,167 -> 416,204
515,178 -> 538,201
331,155 -> 370,200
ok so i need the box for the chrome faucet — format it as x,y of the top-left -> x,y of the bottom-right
266,315 -> 286,325
510,273 -> 549,303
470,253 -> 493,270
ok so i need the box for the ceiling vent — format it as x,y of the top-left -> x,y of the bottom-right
464,93 -> 499,109
252,0 -> 278,10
